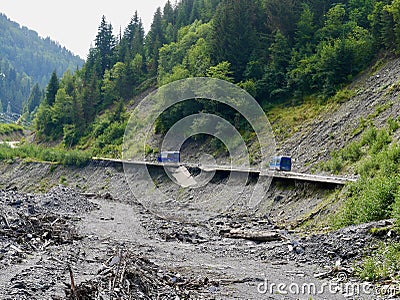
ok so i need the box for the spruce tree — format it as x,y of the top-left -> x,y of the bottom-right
146,8 -> 166,74
45,71 -> 59,106
25,83 -> 42,113
211,0 -> 261,81
95,16 -> 116,75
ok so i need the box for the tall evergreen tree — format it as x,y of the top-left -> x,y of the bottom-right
24,83 -> 42,114
119,11 -> 145,62
45,71 -> 59,106
294,3 -> 316,56
176,0 -> 195,27
163,0 -> 175,26
146,7 -> 166,74
264,0 -> 301,39
257,30 -> 291,101
163,0 -> 177,43
95,16 -> 116,75
131,14 -> 145,57
211,0 -> 262,81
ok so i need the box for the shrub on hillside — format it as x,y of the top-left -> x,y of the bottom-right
358,242 -> 400,282
0,143 -> 91,167
334,175 -> 399,227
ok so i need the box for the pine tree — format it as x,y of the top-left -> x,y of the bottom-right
146,8 -> 166,74
130,14 -> 145,57
95,16 -> 116,75
211,0 -> 262,81
264,0 -> 301,39
163,0 -> 175,26
45,71 -> 59,106
163,0 -> 177,43
189,0 -> 202,23
176,0 -> 195,27
257,30 -> 291,101
294,3 -> 316,56
24,83 -> 42,114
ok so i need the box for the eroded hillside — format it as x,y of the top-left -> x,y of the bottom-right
280,57 -> 400,174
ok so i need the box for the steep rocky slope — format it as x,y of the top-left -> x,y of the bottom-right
281,57 -> 400,173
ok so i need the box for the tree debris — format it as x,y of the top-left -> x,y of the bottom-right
221,228 -> 286,242
66,251 -> 216,299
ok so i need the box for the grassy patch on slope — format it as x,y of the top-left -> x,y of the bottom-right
0,123 -> 24,135
327,118 -> 400,228
0,143 -> 91,167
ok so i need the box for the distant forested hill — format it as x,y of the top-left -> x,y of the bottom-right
0,13 -> 84,115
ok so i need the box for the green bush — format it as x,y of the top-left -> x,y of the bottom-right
341,142 -> 362,162
334,175 -> 399,228
329,88 -> 356,104
388,118 -> 400,134
323,122 -> 398,176
321,153 -> 343,174
332,121 -> 400,228
369,129 -> 391,155
321,142 -> 362,174
392,190 -> 400,229
360,127 -> 377,146
356,157 -> 380,178
0,124 -> 24,135
0,143 -> 91,167
358,242 -> 400,282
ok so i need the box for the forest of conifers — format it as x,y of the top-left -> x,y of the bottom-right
31,0 -> 400,151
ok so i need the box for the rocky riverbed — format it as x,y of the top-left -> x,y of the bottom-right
0,177 -> 399,299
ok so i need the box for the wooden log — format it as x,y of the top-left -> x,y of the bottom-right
222,229 -> 285,242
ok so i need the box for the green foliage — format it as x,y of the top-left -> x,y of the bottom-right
211,0 -> 262,81
22,83 -> 43,122
59,175 -> 67,186
393,190 -> 400,228
323,122 -> 396,174
237,79 -> 257,97
0,123 -> 23,135
158,21 -> 212,85
45,71 -> 59,106
95,16 -> 116,75
369,0 -> 400,52
335,175 -> 399,227
87,104 -> 128,158
330,120 -> 400,227
321,156 -> 344,175
206,61 -> 233,82
329,88 -> 356,104
267,99 -> 331,141
388,117 -> 400,133
28,0 -> 400,159
358,242 -> 400,282
0,143 -> 91,167
257,30 -> 291,101
145,7 -> 166,74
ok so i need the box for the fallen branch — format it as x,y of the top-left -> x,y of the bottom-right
68,265 -> 77,299
2,214 -> 10,228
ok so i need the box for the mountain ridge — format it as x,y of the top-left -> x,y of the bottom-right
0,13 -> 84,114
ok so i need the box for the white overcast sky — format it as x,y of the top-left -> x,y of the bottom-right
1,0 -> 169,59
